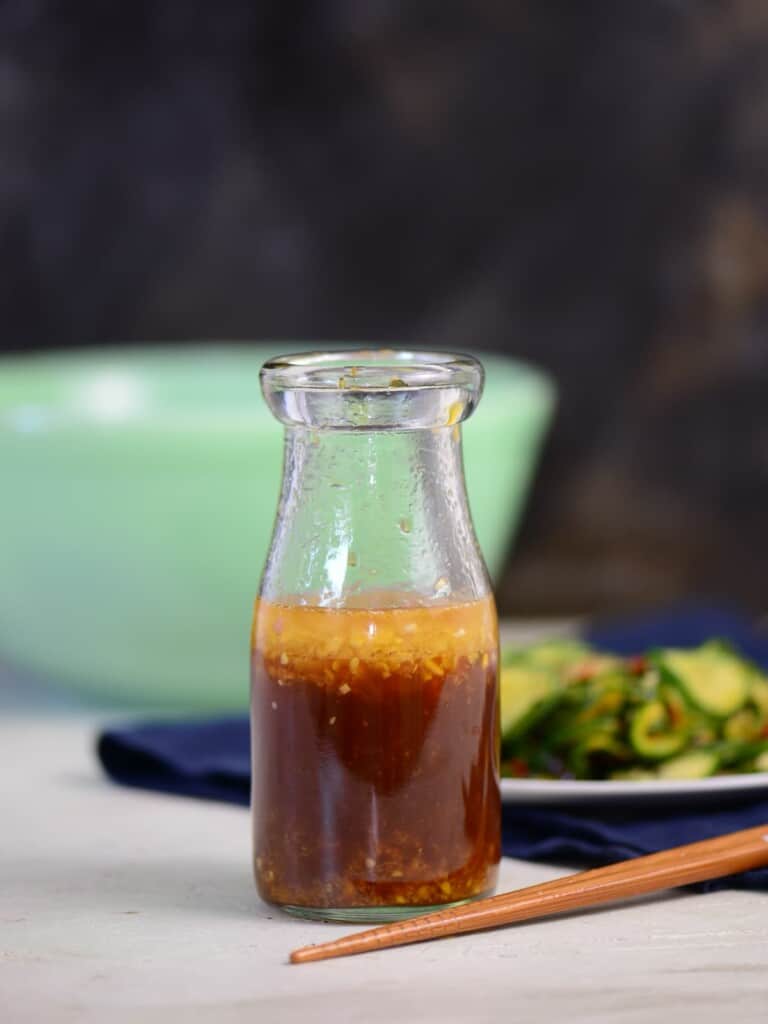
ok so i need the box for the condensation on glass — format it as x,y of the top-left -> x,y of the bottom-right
251,350 -> 500,922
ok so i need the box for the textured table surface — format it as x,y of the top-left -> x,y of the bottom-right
2,712 -> 768,1023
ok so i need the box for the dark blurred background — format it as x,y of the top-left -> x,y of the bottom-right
2,0 -> 767,616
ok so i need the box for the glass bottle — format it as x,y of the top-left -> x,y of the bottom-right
251,349 -> 500,922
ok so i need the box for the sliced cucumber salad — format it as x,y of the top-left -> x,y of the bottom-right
500,639 -> 768,781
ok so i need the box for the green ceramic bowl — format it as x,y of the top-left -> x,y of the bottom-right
0,345 -> 554,709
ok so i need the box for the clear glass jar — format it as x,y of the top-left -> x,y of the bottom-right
251,350 -> 500,922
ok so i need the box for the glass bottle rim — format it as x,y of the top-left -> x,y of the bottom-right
260,348 -> 484,394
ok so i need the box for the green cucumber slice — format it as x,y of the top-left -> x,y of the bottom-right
610,768 -> 657,782
658,684 -> 689,729
629,701 -> 687,760
545,713 -> 620,749
750,677 -> 768,718
499,665 -> 560,742
724,708 -> 762,743
656,647 -> 751,717
657,749 -> 719,780
576,671 -> 632,719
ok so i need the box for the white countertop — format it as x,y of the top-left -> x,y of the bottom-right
2,714 -> 768,1023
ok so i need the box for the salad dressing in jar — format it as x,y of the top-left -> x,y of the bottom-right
251,350 -> 500,921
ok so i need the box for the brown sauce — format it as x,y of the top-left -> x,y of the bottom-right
251,596 -> 500,910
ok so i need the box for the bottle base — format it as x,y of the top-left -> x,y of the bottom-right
279,896 -> 479,924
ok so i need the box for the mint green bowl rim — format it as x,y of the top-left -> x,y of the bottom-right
0,343 -> 556,432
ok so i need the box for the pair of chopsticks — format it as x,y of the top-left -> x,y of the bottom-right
290,823 -> 768,963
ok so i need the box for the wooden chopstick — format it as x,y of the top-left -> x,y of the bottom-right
290,823 -> 768,963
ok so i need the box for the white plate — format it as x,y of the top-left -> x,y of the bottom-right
501,772 -> 768,804
497,620 -> 768,804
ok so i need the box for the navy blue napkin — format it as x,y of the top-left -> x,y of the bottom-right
98,604 -> 768,890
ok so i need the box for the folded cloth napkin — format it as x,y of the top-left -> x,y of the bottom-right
98,604 -> 768,891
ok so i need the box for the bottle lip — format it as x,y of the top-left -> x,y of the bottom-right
260,348 -> 484,394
